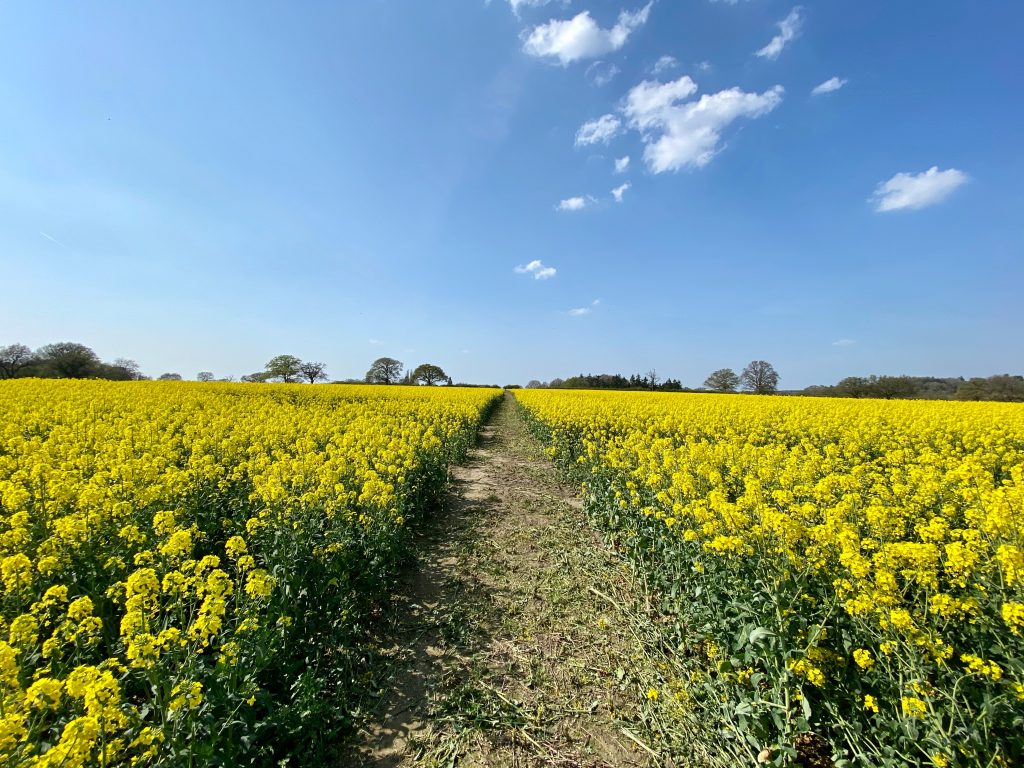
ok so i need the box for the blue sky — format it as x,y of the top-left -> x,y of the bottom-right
1,2 -> 1021,387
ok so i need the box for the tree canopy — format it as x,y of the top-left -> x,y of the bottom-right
411,363 -> 447,385
704,368 -> 740,393
37,342 -> 102,379
265,355 -> 302,383
740,361 -> 779,394
365,357 -> 403,385
0,344 -> 35,379
298,361 -> 328,384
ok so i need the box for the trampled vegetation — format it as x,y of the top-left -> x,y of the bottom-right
516,389 -> 1024,766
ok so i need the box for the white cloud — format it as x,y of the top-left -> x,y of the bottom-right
697,60 -> 713,72
624,76 -> 698,129
522,3 -> 653,65
651,55 -> 677,74
368,338 -> 381,345
508,0 -> 552,10
832,339 -> 856,347
871,166 -> 969,212
515,259 -> 558,279
811,76 -> 847,96
556,196 -> 590,211
586,61 -> 620,86
756,7 -> 803,60
592,298 -> 601,305
614,155 -> 631,173
611,182 -> 631,202
575,113 -> 622,146
568,307 -> 591,316
621,76 -> 784,172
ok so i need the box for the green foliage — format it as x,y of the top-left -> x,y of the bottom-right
264,355 -> 302,383
36,341 -> 101,378
365,357 -> 403,385
956,374 -> 1024,402
411,363 -> 447,385
704,368 -> 740,393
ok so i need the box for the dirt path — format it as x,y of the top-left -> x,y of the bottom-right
350,393 -> 665,767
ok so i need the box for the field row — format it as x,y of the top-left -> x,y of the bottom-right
0,380 -> 500,766
516,390 -> 1024,767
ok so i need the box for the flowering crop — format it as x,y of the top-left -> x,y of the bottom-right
0,379 -> 499,766
516,389 -> 1024,766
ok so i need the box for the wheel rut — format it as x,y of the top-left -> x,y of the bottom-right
350,393 -> 658,767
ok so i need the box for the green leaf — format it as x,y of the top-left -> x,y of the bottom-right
749,626 -> 775,646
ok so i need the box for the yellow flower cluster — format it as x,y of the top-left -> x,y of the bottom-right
0,379 -> 499,765
516,389 -> 1024,764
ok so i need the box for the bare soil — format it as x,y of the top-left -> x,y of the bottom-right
348,393 -> 663,767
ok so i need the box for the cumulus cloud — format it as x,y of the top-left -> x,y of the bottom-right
811,76 -> 847,96
586,61 -> 620,86
611,182 -> 631,202
651,55 -> 678,74
568,306 -> 591,316
515,259 -> 558,279
871,167 -> 969,212
575,113 -> 622,146
621,76 -> 784,172
556,196 -> 591,211
623,76 -> 698,128
522,3 -> 653,65
697,60 -> 713,72
614,155 -> 631,173
832,339 -> 856,347
756,7 -> 803,60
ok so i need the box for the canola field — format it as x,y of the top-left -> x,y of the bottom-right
0,380 -> 499,767
516,389 -> 1024,767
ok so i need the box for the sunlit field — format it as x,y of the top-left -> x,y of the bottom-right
516,389 -> 1024,767
0,380 -> 499,766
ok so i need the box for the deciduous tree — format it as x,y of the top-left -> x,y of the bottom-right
740,360 -> 779,394
365,357 -> 403,385
0,343 -> 35,379
107,358 -> 145,380
298,361 -> 328,384
37,342 -> 101,379
704,368 -> 740,393
411,363 -> 447,385
265,355 -> 302,383
197,371 -> 215,382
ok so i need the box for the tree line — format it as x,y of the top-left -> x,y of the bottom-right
5,342 -> 1019,401
240,355 -> 452,386
527,361 -> 781,395
526,362 -> 1022,402
0,343 -> 456,387
527,371 -> 683,391
0,342 -> 150,381
805,374 -> 1024,402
